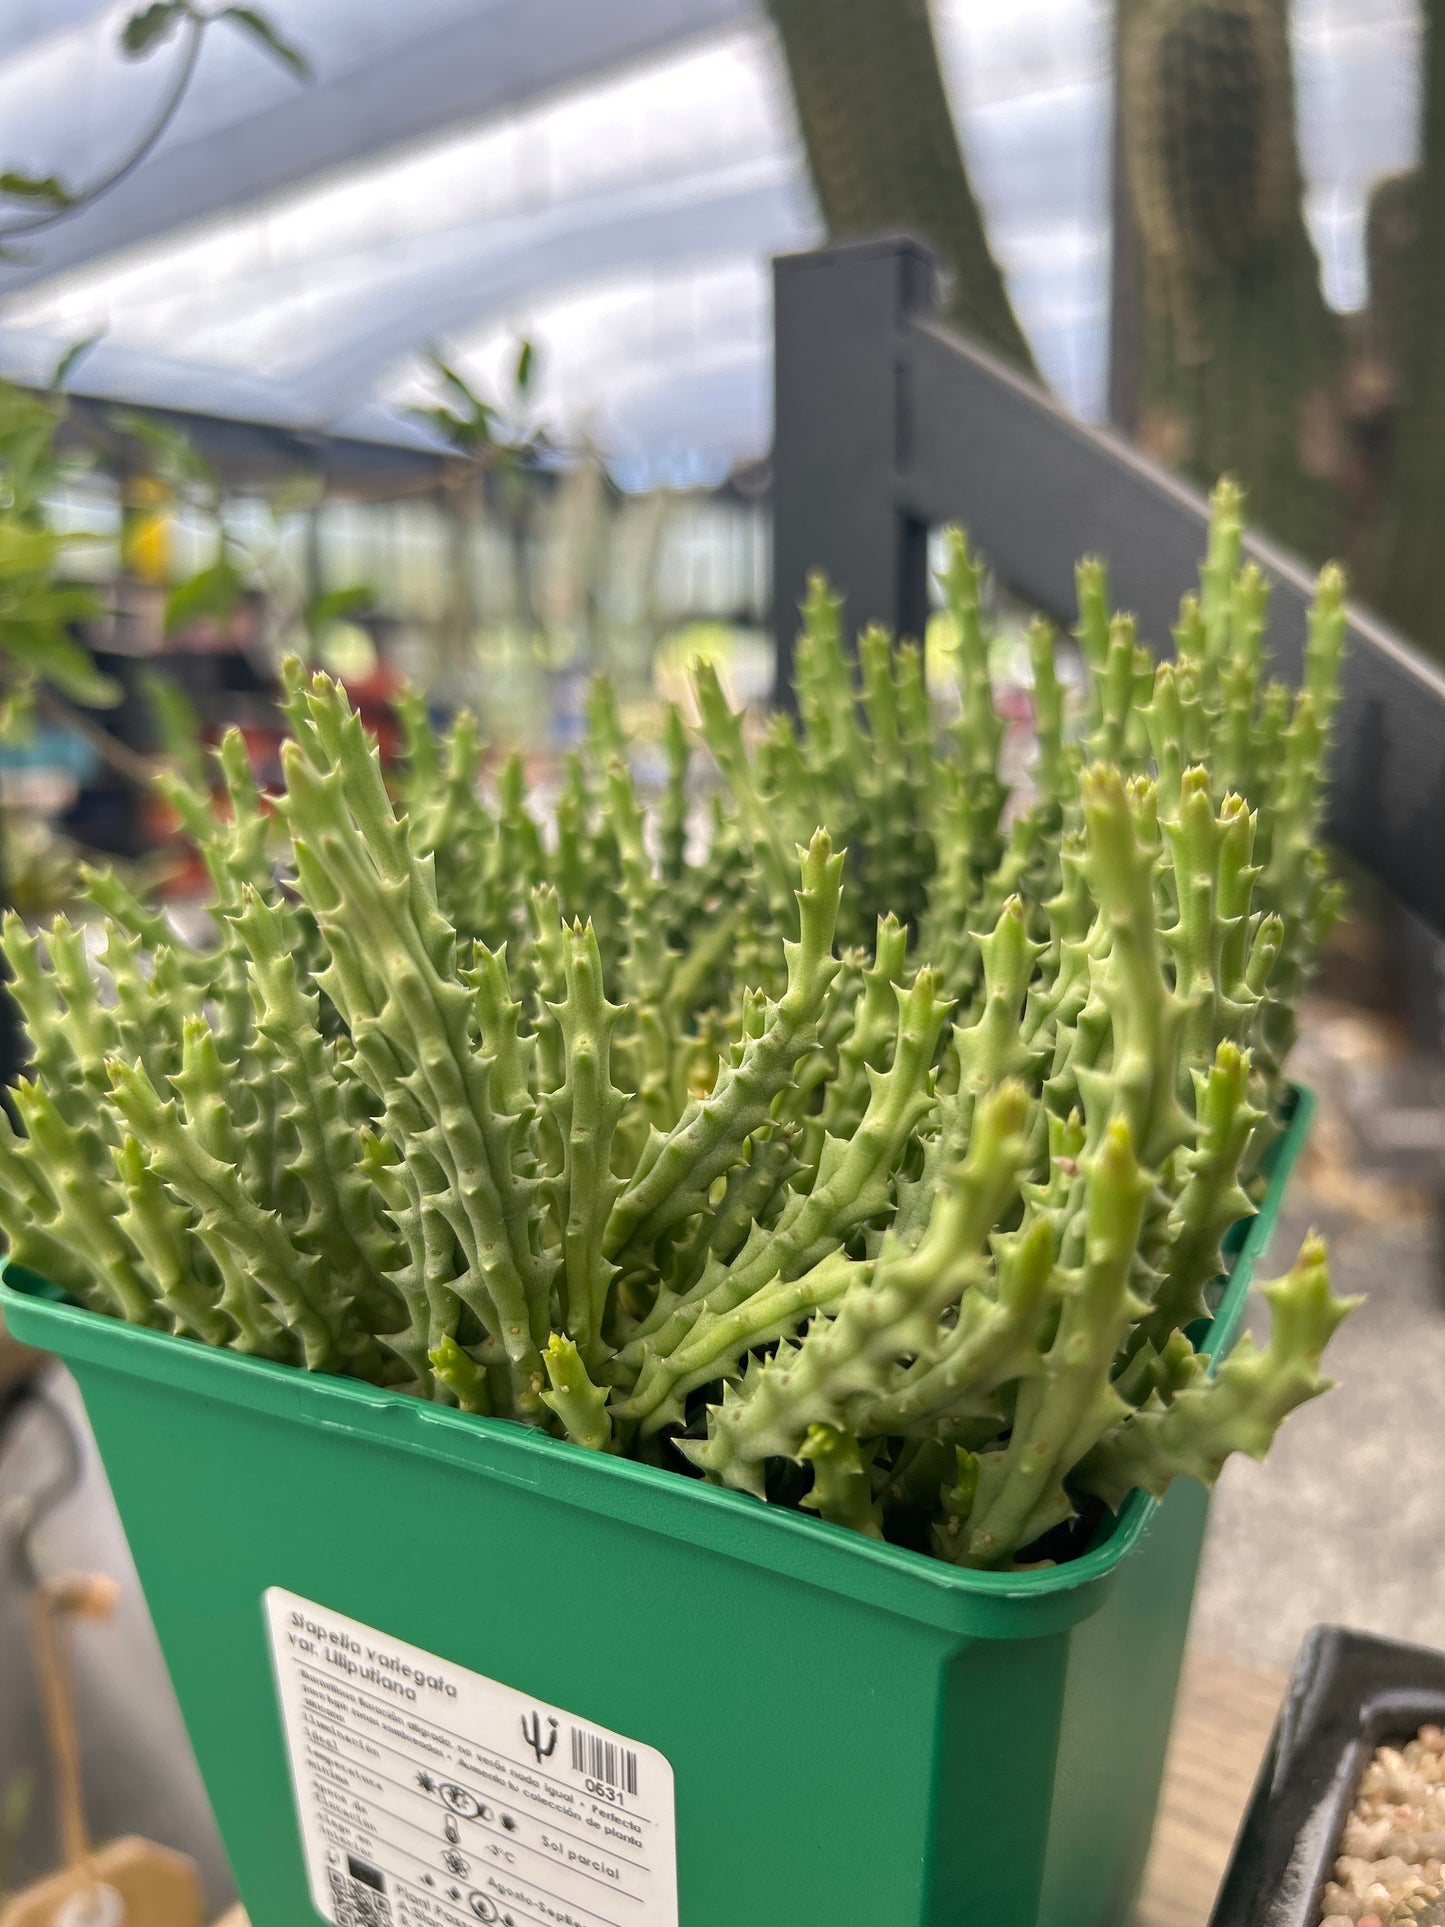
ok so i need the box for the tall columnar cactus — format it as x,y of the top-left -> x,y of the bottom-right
0,486 -> 1354,1570
1118,0 -> 1343,562
763,0 -> 1037,375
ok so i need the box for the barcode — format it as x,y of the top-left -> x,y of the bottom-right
571,1726 -> 638,1794
328,1861 -> 393,1927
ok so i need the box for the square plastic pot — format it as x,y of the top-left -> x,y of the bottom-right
0,1092 -> 1312,1927
1210,1624 -> 1445,1927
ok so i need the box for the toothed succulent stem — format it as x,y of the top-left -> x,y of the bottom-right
0,482 -> 1349,1571
429,1335 -> 491,1416
1078,766 -> 1194,1168
800,1425 -> 883,1537
603,831 -> 843,1266
546,920 -> 627,1370
541,1333 -> 613,1452
681,1082 -> 1031,1493
963,1116 -> 1152,1568
616,967 -> 948,1432
1140,1041 -> 1260,1347
1079,1234 -> 1353,1509
114,1136 -> 229,1346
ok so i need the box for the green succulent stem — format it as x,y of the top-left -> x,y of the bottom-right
0,485 -> 1353,1573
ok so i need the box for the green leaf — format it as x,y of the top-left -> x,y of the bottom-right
165,557 -> 243,635
0,621 -> 119,707
218,6 -> 311,78
2,587 -> 107,628
119,1 -> 185,57
514,338 -> 536,396
0,171 -> 75,208
51,332 -> 104,392
0,524 -> 64,580
425,349 -> 482,413
423,353 -> 497,450
407,403 -> 491,456
0,681 -> 38,746
307,584 -> 373,631
407,404 -> 450,439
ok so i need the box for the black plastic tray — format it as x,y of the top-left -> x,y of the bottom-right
1210,1625 -> 1445,1925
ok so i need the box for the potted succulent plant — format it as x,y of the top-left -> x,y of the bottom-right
0,486 -> 1353,1927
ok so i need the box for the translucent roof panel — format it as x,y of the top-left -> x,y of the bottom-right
1294,0 -> 1419,310
0,0 -> 1424,479
3,28 -> 789,362
2,18 -> 809,459
0,0 -> 112,62
0,0 -> 750,293
941,0 -> 1112,421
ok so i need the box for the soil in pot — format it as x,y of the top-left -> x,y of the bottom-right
1321,1725 -> 1445,1924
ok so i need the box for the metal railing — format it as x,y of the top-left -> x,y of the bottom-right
771,235 -> 1445,938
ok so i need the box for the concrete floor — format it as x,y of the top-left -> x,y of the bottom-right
1190,1100 -> 1445,1670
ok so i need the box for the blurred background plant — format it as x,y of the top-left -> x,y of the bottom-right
411,337 -> 550,706
0,374 -> 117,749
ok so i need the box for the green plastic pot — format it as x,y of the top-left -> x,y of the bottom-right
0,1090 -> 1312,1927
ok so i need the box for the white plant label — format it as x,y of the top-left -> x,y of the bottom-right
264,1589 -> 678,1927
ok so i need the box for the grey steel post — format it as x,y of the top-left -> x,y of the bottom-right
771,237 -> 935,695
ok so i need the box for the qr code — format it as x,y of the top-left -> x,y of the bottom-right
328,1858 -> 394,1927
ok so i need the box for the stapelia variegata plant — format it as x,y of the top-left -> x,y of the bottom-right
0,482 -> 1357,1569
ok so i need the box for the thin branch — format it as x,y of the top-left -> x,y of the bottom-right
34,688 -> 160,789
0,14 -> 205,242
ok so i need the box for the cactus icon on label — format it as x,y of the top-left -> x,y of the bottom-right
521,1710 -> 558,1764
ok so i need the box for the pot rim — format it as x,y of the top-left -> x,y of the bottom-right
0,1083 -> 1313,1638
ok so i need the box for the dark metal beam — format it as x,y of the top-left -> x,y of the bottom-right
56,396 -> 445,496
771,238 -> 934,698
771,234 -> 1445,936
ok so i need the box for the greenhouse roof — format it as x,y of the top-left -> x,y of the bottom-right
0,0 -> 1420,486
